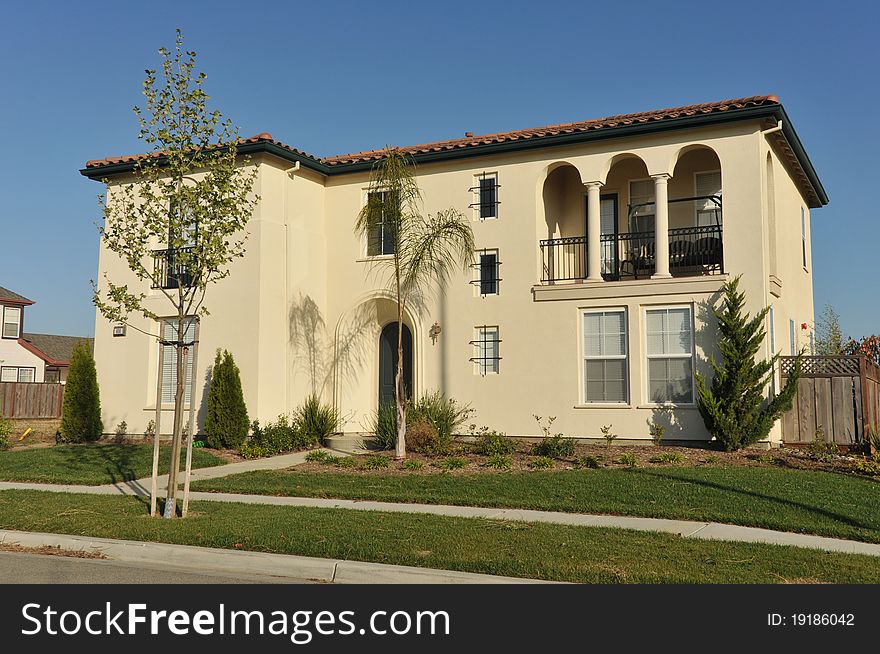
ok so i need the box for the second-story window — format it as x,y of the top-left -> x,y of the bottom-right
366,191 -> 396,256
471,172 -> 500,220
2,306 -> 21,338
801,207 -> 808,269
475,249 -> 500,295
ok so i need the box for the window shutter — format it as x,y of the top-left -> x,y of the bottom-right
161,319 -> 196,404
479,176 -> 497,219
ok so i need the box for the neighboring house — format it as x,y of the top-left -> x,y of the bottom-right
82,95 -> 827,443
0,285 -> 92,384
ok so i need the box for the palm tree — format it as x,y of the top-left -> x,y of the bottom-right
356,149 -> 475,458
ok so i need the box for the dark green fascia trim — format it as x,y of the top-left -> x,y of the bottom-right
775,104 -> 828,206
79,103 -> 827,206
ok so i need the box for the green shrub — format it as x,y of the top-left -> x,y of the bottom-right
529,456 -> 554,469
296,394 -> 339,443
806,433 -> 838,462
363,454 -> 390,470
115,421 -> 128,438
483,454 -> 512,470
0,415 -> 11,450
402,459 -> 425,471
240,415 -> 316,459
575,455 -> 601,469
372,403 -> 398,451
600,424 -> 617,448
472,429 -> 516,456
305,450 -> 331,463
335,456 -> 359,468
649,452 -> 685,464
407,418 -> 442,454
530,415 -> 575,459
438,456 -> 467,471
648,421 -> 665,446
408,391 -> 472,445
205,349 -> 250,449
60,341 -> 103,442
615,452 -> 638,468
531,435 -> 575,459
702,454 -> 720,464
851,453 -> 880,476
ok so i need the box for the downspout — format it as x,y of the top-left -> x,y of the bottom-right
281,162 -> 301,414
761,120 -> 783,137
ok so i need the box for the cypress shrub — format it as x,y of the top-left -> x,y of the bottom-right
60,341 -> 103,442
695,276 -> 802,451
204,349 -> 249,449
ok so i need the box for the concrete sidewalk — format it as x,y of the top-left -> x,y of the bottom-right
0,529 -> 552,584
2,480 -> 879,557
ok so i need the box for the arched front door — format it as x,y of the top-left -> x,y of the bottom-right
379,322 -> 413,407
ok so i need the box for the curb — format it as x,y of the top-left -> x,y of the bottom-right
0,529 -> 557,584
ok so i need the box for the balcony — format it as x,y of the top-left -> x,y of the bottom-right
541,223 -> 723,283
151,247 -> 196,289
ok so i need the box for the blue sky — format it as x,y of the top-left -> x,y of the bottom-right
0,0 -> 876,338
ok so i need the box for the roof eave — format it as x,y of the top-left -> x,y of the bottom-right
80,103 -> 827,207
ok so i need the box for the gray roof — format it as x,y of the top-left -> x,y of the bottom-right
21,333 -> 93,365
0,285 -> 34,305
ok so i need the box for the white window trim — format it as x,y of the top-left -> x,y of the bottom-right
643,304 -> 696,406
359,188 -> 396,260
2,305 -> 21,339
473,326 -> 500,376
473,172 -> 499,221
579,307 -> 630,406
801,207 -> 809,271
474,249 -> 500,297
1,366 -> 19,382
693,169 -> 722,227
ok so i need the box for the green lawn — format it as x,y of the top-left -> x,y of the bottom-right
0,445 -> 226,485
194,466 -> 880,543
1,489 -> 878,583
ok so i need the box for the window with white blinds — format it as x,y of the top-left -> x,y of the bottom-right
646,307 -> 694,404
629,180 -> 655,233
160,318 -> 197,404
695,171 -> 722,227
2,306 -> 21,338
583,310 -> 628,403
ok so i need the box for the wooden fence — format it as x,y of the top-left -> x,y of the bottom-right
0,382 -> 64,419
780,355 -> 880,449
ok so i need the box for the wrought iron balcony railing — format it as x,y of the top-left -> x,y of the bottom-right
540,224 -> 723,283
151,247 -> 196,289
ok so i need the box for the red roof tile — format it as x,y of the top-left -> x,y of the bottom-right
85,96 -> 779,170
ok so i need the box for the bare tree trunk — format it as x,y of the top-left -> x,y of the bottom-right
395,269 -> 406,459
150,341 -> 164,517
163,316 -> 187,518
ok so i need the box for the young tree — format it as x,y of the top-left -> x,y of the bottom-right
695,276 -> 802,451
815,304 -> 845,355
356,150 -> 474,458
93,30 -> 258,517
204,349 -> 249,449
60,341 -> 103,442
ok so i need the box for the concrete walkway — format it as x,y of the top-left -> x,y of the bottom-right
0,529 -> 550,584
2,478 -> 879,557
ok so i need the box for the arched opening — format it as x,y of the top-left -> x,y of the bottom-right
378,322 -> 412,408
540,164 -> 585,282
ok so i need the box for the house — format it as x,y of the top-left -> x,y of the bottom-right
0,285 -> 92,383
82,95 -> 827,443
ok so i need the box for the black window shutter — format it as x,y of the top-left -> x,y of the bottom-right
480,253 -> 497,294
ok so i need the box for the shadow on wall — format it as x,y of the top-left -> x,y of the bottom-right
288,294 -> 373,401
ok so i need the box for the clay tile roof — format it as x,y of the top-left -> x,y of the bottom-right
84,133 -> 324,169
0,285 -> 34,305
20,333 -> 93,366
321,95 -> 779,165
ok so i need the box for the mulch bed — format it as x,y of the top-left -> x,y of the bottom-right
298,442 -> 867,477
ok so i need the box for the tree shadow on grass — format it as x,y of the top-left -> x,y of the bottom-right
57,444 -> 150,509
630,467 -> 878,534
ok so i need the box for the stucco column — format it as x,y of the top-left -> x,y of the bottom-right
651,173 -> 672,279
585,181 -> 603,281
